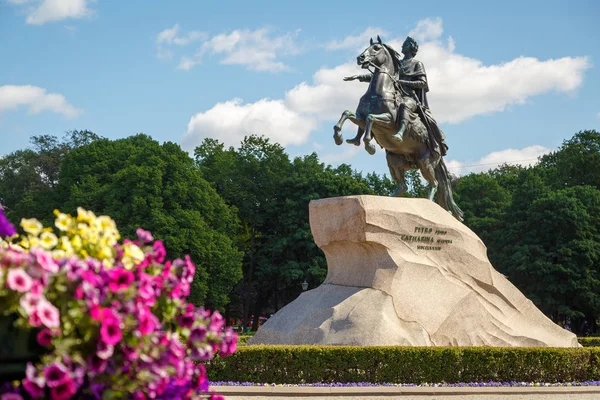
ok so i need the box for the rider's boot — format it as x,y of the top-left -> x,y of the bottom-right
393,121 -> 407,142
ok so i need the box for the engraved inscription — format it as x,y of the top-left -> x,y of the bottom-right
400,226 -> 453,251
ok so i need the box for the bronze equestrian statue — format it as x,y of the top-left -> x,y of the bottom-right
333,35 -> 463,221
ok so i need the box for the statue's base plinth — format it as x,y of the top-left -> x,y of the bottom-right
250,196 -> 579,347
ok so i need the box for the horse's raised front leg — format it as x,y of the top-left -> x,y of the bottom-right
363,113 -> 393,155
333,110 -> 355,145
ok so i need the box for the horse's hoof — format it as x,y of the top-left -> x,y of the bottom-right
333,128 -> 343,146
346,138 -> 360,146
364,141 -> 376,155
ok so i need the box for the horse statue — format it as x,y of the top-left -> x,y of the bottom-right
332,36 -> 464,221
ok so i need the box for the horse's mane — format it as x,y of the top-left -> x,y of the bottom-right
381,43 -> 401,77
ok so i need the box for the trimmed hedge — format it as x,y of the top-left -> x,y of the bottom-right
237,335 -> 253,345
208,346 -> 600,384
580,337 -> 600,347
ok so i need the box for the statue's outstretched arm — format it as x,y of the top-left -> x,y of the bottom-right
344,74 -> 372,82
398,79 -> 427,89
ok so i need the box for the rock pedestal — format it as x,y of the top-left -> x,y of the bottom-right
249,195 -> 579,347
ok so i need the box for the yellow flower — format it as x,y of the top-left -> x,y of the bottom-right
96,216 -> 117,233
77,207 -> 96,224
71,235 -> 82,250
21,218 -> 43,236
58,237 -> 74,256
39,232 -> 59,250
97,246 -> 113,260
54,211 -> 73,232
122,242 -> 144,270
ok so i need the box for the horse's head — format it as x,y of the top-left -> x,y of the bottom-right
357,35 -> 394,71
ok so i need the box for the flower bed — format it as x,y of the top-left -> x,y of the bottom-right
206,345 -> 600,384
0,208 -> 237,399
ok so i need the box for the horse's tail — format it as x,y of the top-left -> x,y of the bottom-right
434,159 -> 464,222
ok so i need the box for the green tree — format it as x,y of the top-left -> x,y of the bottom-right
56,134 -> 243,309
499,186 -> 600,329
454,172 -> 511,249
0,130 -> 102,224
539,129 -> 600,189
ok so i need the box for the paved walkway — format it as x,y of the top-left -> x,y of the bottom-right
212,385 -> 600,400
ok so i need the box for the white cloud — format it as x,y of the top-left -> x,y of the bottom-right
0,85 -> 82,118
325,27 -> 387,51
10,0 -> 94,25
199,27 -> 301,72
445,145 -> 552,175
408,17 -> 443,42
182,98 -> 317,151
156,24 -> 206,60
596,111 -> 600,119
284,18 -> 590,125
161,27 -> 301,72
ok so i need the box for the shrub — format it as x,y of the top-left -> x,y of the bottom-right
579,337 -> 600,347
207,345 -> 600,384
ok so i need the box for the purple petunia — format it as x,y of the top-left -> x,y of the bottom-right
0,205 -> 16,238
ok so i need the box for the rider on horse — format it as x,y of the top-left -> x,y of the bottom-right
345,36 -> 448,158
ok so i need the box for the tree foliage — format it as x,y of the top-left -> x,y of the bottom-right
455,130 -> 600,333
54,134 -> 243,309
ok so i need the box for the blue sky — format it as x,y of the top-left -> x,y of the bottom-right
1,0 -> 599,177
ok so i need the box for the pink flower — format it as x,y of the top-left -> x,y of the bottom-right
210,310 -> 225,331
190,345 -> 213,361
219,328 -> 238,357
100,313 -> 123,345
20,293 -> 41,314
137,308 -> 158,336
209,393 -> 225,400
193,365 -> 209,392
36,328 -> 53,346
31,281 -> 43,296
136,228 -> 154,243
31,247 -> 59,273
87,356 -> 107,374
28,310 -> 42,327
189,326 -> 207,343
108,268 -> 134,292
22,378 -> 44,398
26,363 -> 45,387
132,392 -> 146,400
50,378 -> 77,400
96,341 -> 114,360
38,299 -> 60,328
178,304 -> 195,328
44,362 -> 69,388
153,240 -> 166,263
1,249 -> 25,267
1,394 -> 24,400
6,268 -> 33,292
